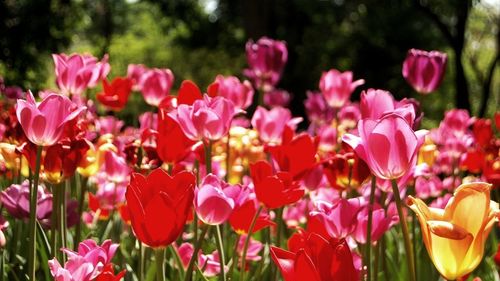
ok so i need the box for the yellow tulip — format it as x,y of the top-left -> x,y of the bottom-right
408,182 -> 499,280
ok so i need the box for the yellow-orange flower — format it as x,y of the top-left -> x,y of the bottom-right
408,182 -> 499,280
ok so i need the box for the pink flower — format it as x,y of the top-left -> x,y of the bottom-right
353,205 -> 397,244
53,53 -> 110,96
176,95 -> 236,141
49,239 -> 119,281
95,116 -> 124,135
127,64 -> 148,91
343,113 -> 428,180
319,69 -> 364,108
304,91 -> 335,127
402,49 -> 447,94
415,175 -> 443,199
360,89 -> 419,128
1,180 -> 51,221
15,91 -> 86,146
195,174 -> 235,225
309,197 -> 363,239
237,234 -> 263,261
139,68 -> 174,107
208,75 -> 254,110
101,151 -> 130,184
263,88 -> 291,108
178,243 -> 223,277
244,37 -> 288,90
251,106 -> 302,144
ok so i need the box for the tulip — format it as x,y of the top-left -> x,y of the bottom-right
250,160 -> 304,209
402,48 -> 447,94
1,180 -> 52,221
95,264 -> 126,281
360,89 -> 419,128
176,95 -> 236,142
44,139 -> 90,184
96,77 -> 133,111
127,63 -> 148,91
353,205 -> 397,244
53,53 -> 110,96
472,118 -> 493,148
304,91 -> 335,127
251,106 -> 301,145
178,243 -> 223,277
319,69 -> 364,108
126,168 -> 195,248
408,182 -> 500,280
244,37 -> 288,90
270,233 -> 358,281
309,197 -> 362,239
195,174 -> 235,225
229,199 -> 275,234
263,88 -> 291,108
15,91 -> 85,146
207,75 -> 254,110
322,151 -> 370,190
157,109 -> 196,165
343,113 -> 427,180
139,68 -> 174,107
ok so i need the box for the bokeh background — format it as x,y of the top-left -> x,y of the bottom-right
0,0 -> 498,127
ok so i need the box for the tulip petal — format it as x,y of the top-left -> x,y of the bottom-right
143,194 -> 177,247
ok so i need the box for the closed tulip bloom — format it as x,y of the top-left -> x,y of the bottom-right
271,233 -> 357,281
195,174 -> 235,225
250,160 -> 304,209
157,109 -> 196,165
251,106 -> 301,145
126,168 -> 195,248
244,37 -> 288,90
402,48 -> 447,94
360,89 -> 419,128
343,113 -> 428,180
53,53 -> 110,96
139,68 -> 174,107
15,91 -> 85,146
353,205 -> 397,244
319,69 -> 364,108
263,88 -> 291,108
96,77 -> 133,111
208,75 -> 254,110
408,182 -> 500,280
309,198 -> 362,239
176,95 -> 236,141
127,63 -> 147,91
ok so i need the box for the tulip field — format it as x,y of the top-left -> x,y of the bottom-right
0,36 -> 499,281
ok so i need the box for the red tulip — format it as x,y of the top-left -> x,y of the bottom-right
250,161 -> 304,209
270,232 -> 358,281
322,151 -> 370,190
229,199 -> 275,234
125,168 -> 195,248
156,109 -> 196,165
95,264 -> 126,281
472,118 -> 493,148
44,138 -> 91,184
96,77 -> 133,111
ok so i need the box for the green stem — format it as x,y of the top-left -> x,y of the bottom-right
184,225 -> 210,281
373,242 -> 379,281
28,145 -> 42,281
204,141 -> 213,174
366,176 -> 377,281
51,184 -> 59,259
75,176 -> 88,247
228,234 -> 240,280
391,179 -> 416,281
155,248 -> 165,281
240,206 -> 263,281
138,241 -> 144,281
169,244 -> 185,280
214,225 -> 226,281
60,181 -> 68,262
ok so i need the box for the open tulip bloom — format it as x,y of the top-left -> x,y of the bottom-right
1,41 -> 500,281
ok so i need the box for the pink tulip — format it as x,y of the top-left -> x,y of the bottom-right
95,116 -> 124,135
338,103 -> 361,129
53,53 -> 110,96
353,205 -> 397,244
415,175 -> 443,199
360,89 -> 418,128
209,75 -> 254,110
309,197 -> 363,239
16,91 -> 85,146
244,37 -> 288,90
101,150 -> 130,184
251,106 -> 302,144
343,113 -> 428,180
49,239 -> 118,281
139,68 -> 174,107
237,234 -> 263,261
139,111 -> 158,132
304,91 -> 335,128
283,199 -> 309,227
402,48 -> 447,94
127,64 -> 148,91
176,95 -> 236,141
263,88 -> 291,108
319,69 -> 364,108
195,174 -> 235,225
178,243 -> 223,277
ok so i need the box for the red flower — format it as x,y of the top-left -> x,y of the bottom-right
157,109 -> 196,165
97,77 -> 133,111
229,199 -> 275,234
177,80 -> 203,106
250,161 -> 304,209
95,263 -> 126,281
270,232 -> 357,281
472,118 -> 493,148
322,151 -> 370,190
126,168 -> 195,248
267,133 -> 318,180
44,139 -> 91,184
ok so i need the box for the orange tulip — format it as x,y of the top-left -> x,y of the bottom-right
408,182 -> 499,280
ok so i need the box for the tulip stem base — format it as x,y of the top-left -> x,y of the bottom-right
28,145 -> 42,281
391,179 -> 416,281
215,225 -> 227,281
366,176 -> 377,281
240,205 -> 263,281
